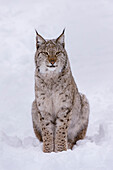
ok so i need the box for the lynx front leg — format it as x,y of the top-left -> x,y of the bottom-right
55,108 -> 71,152
39,112 -> 54,153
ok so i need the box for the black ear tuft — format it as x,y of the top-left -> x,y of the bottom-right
35,29 -> 38,35
35,30 -> 46,49
56,29 -> 65,48
62,28 -> 65,34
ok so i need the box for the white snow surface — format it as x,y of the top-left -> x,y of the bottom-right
0,0 -> 113,170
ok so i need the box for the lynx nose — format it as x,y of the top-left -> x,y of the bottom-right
48,56 -> 57,65
49,59 -> 56,65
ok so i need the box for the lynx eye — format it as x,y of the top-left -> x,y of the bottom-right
38,52 -> 48,56
42,52 -> 48,56
56,51 -> 62,56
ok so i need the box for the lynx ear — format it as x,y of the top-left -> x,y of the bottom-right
56,29 -> 65,48
35,30 -> 46,49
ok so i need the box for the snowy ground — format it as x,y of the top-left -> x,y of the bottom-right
0,0 -> 113,170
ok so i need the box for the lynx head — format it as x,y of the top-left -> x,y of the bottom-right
35,29 -> 68,76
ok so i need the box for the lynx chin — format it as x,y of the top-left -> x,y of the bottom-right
31,29 -> 90,153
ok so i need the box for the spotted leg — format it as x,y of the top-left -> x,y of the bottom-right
39,112 -> 54,153
55,108 -> 71,152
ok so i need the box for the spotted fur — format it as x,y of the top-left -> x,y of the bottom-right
31,30 -> 90,153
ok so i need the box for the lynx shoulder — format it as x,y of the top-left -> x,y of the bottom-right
31,29 -> 90,153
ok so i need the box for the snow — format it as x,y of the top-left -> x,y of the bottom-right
0,0 -> 113,169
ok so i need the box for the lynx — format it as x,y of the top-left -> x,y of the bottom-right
31,29 -> 89,153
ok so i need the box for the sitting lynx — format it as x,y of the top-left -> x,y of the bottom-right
32,29 -> 89,153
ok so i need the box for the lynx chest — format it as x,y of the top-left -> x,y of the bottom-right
35,77 -> 74,117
